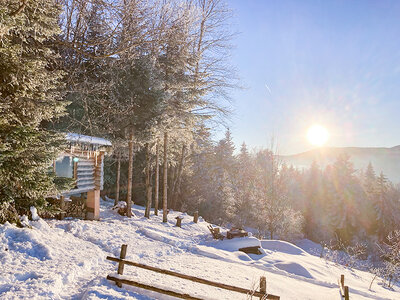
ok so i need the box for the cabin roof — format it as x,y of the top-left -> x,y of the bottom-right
65,133 -> 112,146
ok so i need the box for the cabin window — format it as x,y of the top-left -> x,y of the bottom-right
55,156 -> 74,178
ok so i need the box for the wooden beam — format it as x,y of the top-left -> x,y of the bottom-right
106,256 -> 279,299
107,276 -> 202,300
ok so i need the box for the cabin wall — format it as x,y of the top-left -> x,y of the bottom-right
76,157 -> 96,191
57,150 -> 106,220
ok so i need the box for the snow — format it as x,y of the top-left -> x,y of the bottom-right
30,207 -> 40,221
1,199 -> 399,299
208,236 -> 261,252
261,240 -> 308,256
19,215 -> 29,227
65,133 -> 112,146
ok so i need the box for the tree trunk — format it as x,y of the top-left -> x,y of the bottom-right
162,132 -> 168,223
154,140 -> 160,216
169,166 -> 176,206
144,144 -> 152,218
114,151 -> 121,206
171,144 -> 186,209
126,130 -> 134,217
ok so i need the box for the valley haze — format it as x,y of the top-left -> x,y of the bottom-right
280,145 -> 400,183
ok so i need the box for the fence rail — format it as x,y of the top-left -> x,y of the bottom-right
106,244 -> 280,299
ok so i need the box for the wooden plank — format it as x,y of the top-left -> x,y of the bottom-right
107,275 -> 202,300
106,256 -> 280,299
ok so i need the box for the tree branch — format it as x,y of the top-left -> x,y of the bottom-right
9,0 -> 27,17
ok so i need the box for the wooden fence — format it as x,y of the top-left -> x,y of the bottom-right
338,274 -> 350,300
107,244 -> 280,300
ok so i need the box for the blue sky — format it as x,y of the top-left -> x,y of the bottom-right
224,0 -> 400,154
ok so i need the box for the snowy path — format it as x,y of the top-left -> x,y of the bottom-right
1,199 -> 399,299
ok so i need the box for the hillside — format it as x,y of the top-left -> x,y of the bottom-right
1,198 -> 399,299
280,145 -> 400,183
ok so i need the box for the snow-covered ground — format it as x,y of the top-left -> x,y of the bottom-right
1,199 -> 399,299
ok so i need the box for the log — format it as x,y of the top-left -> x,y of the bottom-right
106,256 -> 279,299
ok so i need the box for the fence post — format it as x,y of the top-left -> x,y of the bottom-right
117,244 -> 128,288
176,217 -> 182,227
340,274 -> 344,288
259,276 -> 266,299
193,211 -> 199,223
344,286 -> 349,300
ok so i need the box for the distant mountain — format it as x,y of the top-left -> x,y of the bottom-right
280,145 -> 400,183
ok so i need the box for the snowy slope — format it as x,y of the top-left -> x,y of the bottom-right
1,199 -> 399,300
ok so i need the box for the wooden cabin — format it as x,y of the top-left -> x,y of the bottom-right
53,133 -> 112,220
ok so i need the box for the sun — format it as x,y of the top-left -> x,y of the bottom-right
307,125 -> 329,147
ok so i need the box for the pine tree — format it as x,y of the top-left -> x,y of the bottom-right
214,129 -> 236,173
0,1 -> 67,221
208,130 -> 236,222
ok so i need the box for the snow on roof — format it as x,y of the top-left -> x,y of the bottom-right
65,133 -> 112,146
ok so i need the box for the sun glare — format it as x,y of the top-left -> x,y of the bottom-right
307,125 -> 329,147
